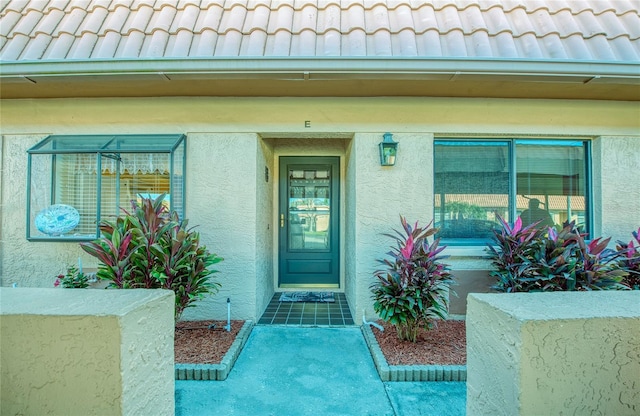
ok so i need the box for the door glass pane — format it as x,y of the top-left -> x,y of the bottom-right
288,168 -> 331,250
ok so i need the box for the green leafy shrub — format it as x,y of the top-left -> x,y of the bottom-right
54,265 -> 89,289
488,216 -> 629,292
371,216 -> 454,342
616,228 -> 640,289
81,195 -> 223,320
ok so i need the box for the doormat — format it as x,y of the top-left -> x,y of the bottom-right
279,292 -> 335,303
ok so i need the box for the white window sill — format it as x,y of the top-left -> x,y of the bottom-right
441,246 -> 491,257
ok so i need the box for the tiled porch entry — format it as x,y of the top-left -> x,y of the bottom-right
258,292 -> 354,326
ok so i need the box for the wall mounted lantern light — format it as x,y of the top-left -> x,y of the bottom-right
379,132 -> 398,166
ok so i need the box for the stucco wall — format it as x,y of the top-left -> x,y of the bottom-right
595,136 -> 640,243
181,133 -> 259,321
2,97 -> 637,137
0,134 -> 4,280
467,292 -> 640,416
255,138 -> 275,318
0,134 -> 90,287
0,288 -> 175,416
0,97 -> 638,321
345,137 -> 357,319
351,133 -> 433,320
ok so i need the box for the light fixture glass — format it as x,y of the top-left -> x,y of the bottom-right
379,132 -> 398,166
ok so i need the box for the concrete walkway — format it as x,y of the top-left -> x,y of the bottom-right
175,326 -> 465,416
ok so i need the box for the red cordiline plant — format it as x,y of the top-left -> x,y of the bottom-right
616,227 -> 640,289
488,216 -> 629,292
486,215 -> 543,292
371,216 -> 454,342
81,195 -> 223,321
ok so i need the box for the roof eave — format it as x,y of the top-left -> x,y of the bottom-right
1,57 -> 639,84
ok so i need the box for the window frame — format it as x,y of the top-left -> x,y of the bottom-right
433,137 -> 592,246
26,134 -> 186,242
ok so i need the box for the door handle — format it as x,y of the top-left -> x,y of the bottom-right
280,214 -> 285,228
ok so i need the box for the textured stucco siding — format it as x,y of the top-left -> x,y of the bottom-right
344,137 -> 357,319
2,97 -> 637,137
466,294 -> 523,414
255,138 -> 275,319
351,133 -> 433,320
180,133 -> 259,321
119,290 -> 175,416
0,288 -> 175,416
0,134 -> 90,287
0,97 -> 638,321
0,134 -> 3,280
467,292 -> 640,416
595,136 -> 640,243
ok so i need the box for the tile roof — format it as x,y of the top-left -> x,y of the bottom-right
1,0 -> 639,62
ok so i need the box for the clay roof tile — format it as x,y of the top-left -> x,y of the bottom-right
0,0 -> 637,62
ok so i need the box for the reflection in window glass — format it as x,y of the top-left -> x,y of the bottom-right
288,169 -> 331,250
516,141 -> 586,229
434,139 -> 590,245
434,142 -> 509,244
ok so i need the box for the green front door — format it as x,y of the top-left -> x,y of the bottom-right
278,156 -> 340,287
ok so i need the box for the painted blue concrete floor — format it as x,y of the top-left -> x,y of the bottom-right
175,326 -> 465,416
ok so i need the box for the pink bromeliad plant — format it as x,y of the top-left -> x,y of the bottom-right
371,216 -> 454,342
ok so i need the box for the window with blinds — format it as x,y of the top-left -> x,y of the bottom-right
434,139 -> 590,245
27,134 -> 185,241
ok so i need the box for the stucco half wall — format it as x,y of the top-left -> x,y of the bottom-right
0,288 -> 175,416
466,291 -> 640,416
